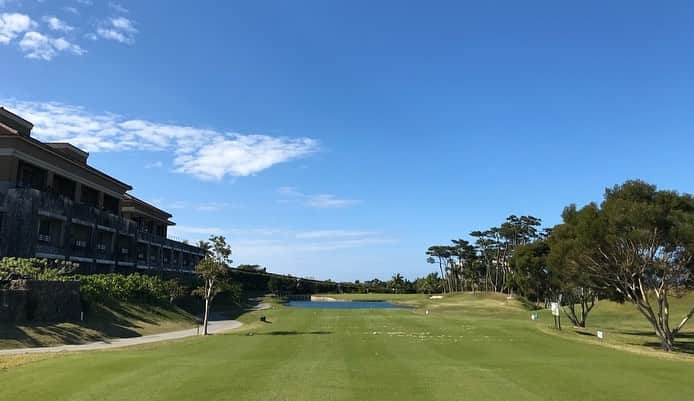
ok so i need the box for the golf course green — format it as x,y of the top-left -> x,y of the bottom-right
0,293 -> 692,401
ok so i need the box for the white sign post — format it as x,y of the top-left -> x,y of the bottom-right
550,302 -> 560,316
550,302 -> 561,330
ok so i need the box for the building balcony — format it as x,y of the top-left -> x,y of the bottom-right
2,187 -> 203,266
71,241 -> 93,259
35,242 -> 65,258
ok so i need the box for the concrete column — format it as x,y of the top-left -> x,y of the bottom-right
46,171 -> 54,191
74,182 -> 82,203
89,225 -> 96,260
59,221 -> 66,248
110,232 -> 117,261
7,158 -> 19,187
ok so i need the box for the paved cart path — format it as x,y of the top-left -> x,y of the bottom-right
0,303 -> 271,356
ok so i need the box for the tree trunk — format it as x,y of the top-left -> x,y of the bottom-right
203,297 -> 210,335
438,262 -> 446,294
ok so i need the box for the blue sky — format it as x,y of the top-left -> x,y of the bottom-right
2,1 -> 694,281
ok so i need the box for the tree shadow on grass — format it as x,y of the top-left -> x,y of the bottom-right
256,331 -> 332,336
203,295 -> 268,321
0,325 -> 43,348
637,341 -> 694,355
616,329 -> 694,355
574,330 -> 595,337
0,301 -> 186,348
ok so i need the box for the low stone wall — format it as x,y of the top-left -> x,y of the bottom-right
0,280 -> 81,322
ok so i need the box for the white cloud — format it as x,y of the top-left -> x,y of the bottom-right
196,202 -> 231,212
144,199 -> 232,212
295,230 -> 378,239
278,186 -> 360,208
108,2 -> 128,13
1,99 -> 318,180
176,136 -> 318,180
169,226 -> 394,253
169,225 -> 226,236
168,201 -> 187,210
144,160 -> 163,169
96,16 -> 136,44
42,16 -> 74,32
19,31 -> 85,60
62,7 -> 80,15
0,13 -> 34,44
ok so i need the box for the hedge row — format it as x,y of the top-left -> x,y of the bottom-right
78,273 -> 184,304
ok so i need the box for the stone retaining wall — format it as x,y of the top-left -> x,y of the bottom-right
0,280 -> 81,322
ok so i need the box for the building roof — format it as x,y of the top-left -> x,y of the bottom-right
0,107 -> 33,136
122,194 -> 175,225
46,143 -> 89,164
0,106 -> 133,195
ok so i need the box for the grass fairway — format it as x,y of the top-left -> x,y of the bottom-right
0,293 -> 692,401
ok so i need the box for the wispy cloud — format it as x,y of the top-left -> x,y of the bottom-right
278,187 -> 360,208
108,2 -> 128,13
19,31 -> 85,60
169,225 -> 226,236
1,99 -> 317,180
169,226 -> 394,253
96,16 -> 137,44
42,16 -> 73,32
295,230 -> 379,239
196,202 -> 231,212
148,200 -> 233,212
62,7 -> 80,15
144,161 -> 163,169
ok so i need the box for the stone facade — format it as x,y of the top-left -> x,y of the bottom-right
0,280 -> 81,322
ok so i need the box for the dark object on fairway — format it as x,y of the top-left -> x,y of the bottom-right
260,315 -> 266,322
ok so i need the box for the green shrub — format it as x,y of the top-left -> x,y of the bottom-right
0,257 -> 77,283
78,273 -> 184,305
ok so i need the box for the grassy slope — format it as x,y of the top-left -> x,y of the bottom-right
0,293 -> 691,401
0,301 -> 198,349
535,292 -> 694,357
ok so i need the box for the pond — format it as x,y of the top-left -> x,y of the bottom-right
286,301 -> 409,309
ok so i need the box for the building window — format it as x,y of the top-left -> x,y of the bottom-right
52,175 -> 76,200
17,162 -> 46,190
81,185 -> 99,208
38,220 -> 51,242
103,195 -> 119,214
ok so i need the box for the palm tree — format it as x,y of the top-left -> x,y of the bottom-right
196,240 -> 212,258
389,273 -> 406,293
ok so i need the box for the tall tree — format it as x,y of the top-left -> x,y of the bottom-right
415,272 -> 443,294
196,240 -> 212,258
193,258 -> 232,335
547,205 -> 604,327
426,246 -> 452,293
209,235 -> 233,266
562,180 -> 694,351
451,239 -> 477,291
388,273 -> 406,293
511,240 -> 554,303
